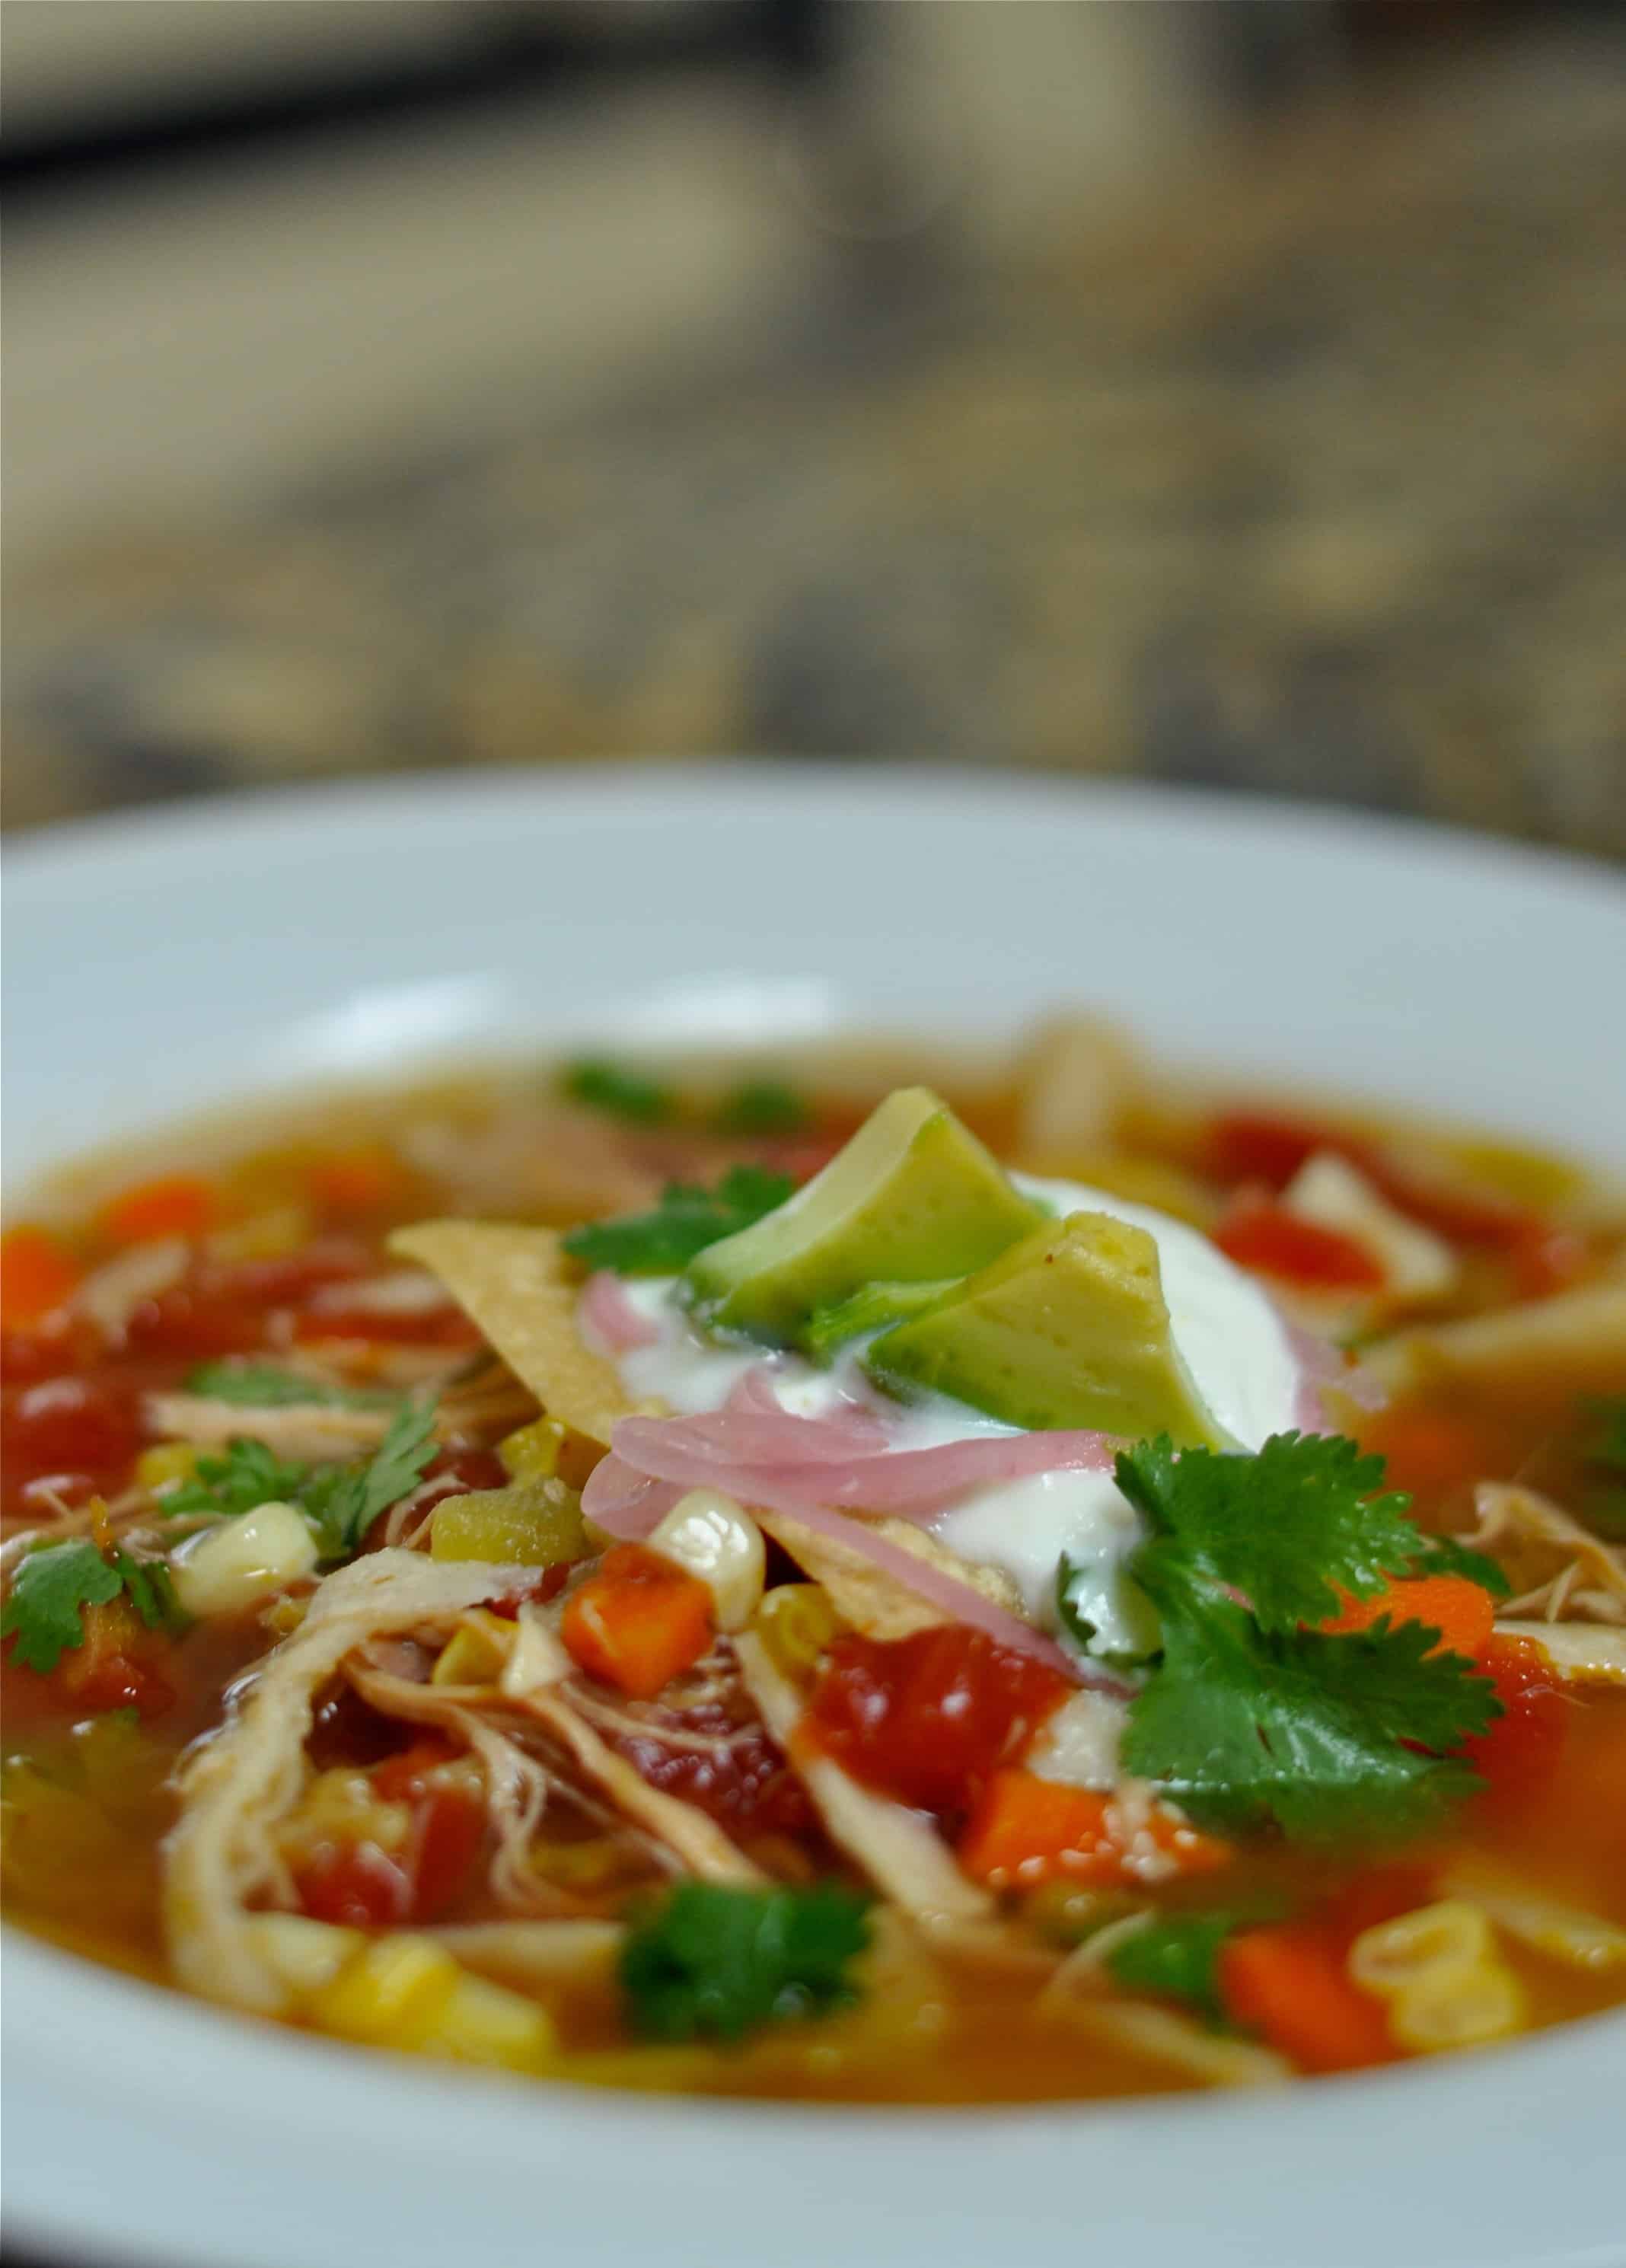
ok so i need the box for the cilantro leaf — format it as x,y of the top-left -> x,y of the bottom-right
1,1542 -> 123,1673
1,1540 -> 190,1674
184,1360 -> 397,1412
1114,1432 -> 1421,1635
1406,1533 -> 1511,1597
563,1166 -> 795,1277
1123,1562 -> 1496,1844
560,1057 -> 674,1125
298,1400 -> 439,1561
713,1080 -> 809,1137
619,1883 -> 871,2044
1106,1911 -> 1262,2020
113,1550 -> 189,1637
167,1438 -> 310,1520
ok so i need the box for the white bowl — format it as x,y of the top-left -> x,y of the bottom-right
5,767 -> 1624,2268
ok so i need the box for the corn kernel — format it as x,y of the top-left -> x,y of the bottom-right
171,1501 -> 319,1617
498,1418 -> 566,1483
401,1972 -> 556,2072
432,1611 -> 514,1688
242,1914 -> 363,1999
311,1935 -> 460,2046
754,1583 -> 840,1681
206,1204 -> 314,1264
1349,1902 -> 1496,1997
136,1441 -> 201,1494
1389,1962 -> 1528,2053
647,1491 -> 764,1631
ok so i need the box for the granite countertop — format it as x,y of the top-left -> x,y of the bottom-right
5,42 -> 1623,854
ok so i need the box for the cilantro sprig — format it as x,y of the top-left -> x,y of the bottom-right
1105,1911 -> 1262,2021
164,1402 -> 439,1562
2,1540 -> 186,1676
563,1166 -> 794,1278
619,1883 -> 872,2044
1115,1433 -> 1503,1845
713,1080 -> 809,1137
560,1058 -> 674,1126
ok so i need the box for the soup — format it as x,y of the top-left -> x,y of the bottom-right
4,1018 -> 1623,2103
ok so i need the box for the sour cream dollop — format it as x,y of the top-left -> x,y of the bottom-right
585,1176 -> 1303,1664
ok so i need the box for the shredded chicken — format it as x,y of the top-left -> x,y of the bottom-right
307,1269 -> 451,1318
74,1237 -> 189,1341
144,1392 -> 395,1464
734,1631 -> 992,1922
429,1919 -> 626,1989
1491,1620 -> 1626,1686
164,1551 -> 524,2013
1469,1482 -> 1626,1625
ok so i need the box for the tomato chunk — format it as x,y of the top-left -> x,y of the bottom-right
1214,1195 -> 1383,1290
1,1227 -> 82,1330
1,1374 -> 142,1514
805,1627 -> 1070,1815
1464,1635 -> 1567,1807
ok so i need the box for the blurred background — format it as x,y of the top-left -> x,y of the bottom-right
3,0 -> 1623,853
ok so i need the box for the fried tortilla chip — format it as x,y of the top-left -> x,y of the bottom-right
754,1507 -> 1027,1642
389,1220 -> 636,1447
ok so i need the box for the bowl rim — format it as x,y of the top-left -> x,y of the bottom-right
4,765 -> 1624,2268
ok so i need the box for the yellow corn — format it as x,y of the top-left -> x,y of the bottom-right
401,1971 -> 556,2072
528,1837 -> 644,1893
242,1915 -> 364,1998
1350,1900 -> 1529,2056
136,1441 -> 201,1494
754,1584 -> 840,1682
498,1418 -> 566,1483
1348,1901 -> 1495,1995
430,1480 -> 588,1567
206,1204 -> 314,1263
311,1935 -> 461,2046
431,1611 -> 514,1688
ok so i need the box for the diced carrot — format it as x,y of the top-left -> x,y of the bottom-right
1219,1922 -> 1398,2075
53,1597 -> 175,1721
1321,1574 -> 1497,1659
98,1175 -> 218,1246
304,1144 -> 412,1217
957,1768 -> 1232,1890
1214,1195 -> 1384,1290
560,1543 -> 713,1700
1359,1407 -> 1495,1503
0,1226 -> 82,1329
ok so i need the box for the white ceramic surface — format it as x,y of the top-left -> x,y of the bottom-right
4,767 -> 1624,2268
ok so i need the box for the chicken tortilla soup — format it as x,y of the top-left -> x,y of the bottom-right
4,1017 -> 1624,2102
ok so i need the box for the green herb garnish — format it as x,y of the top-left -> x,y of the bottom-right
563,1166 -> 795,1278
713,1081 -> 810,1137
184,1360 -> 399,1411
164,1402 -> 438,1563
1105,1912 -> 1260,2021
619,1883 -> 872,2044
1117,1433 -> 1502,1844
2,1540 -> 185,1676
560,1058 -> 674,1125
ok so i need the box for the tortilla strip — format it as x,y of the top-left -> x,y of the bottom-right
1493,1620 -> 1626,1687
754,1507 -> 1026,1643
735,1631 -> 992,1922
1359,1283 -> 1626,1397
144,1392 -> 394,1463
515,1687 -> 767,1887
390,1220 -> 637,1446
164,1551 -> 521,2014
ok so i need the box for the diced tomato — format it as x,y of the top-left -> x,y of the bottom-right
1507,1223 -> 1591,1301
1463,1635 -> 1568,1807
1,1373 -> 142,1514
1213,1195 -> 1384,1290
48,1598 -> 174,1721
1204,1112 -> 1335,1192
304,1145 -> 415,1219
1,1227 -> 82,1330
613,1721 -> 815,1841
1317,1862 -> 1438,1954
120,1284 -> 268,1361
293,1306 -> 481,1351
294,1840 -> 414,1928
98,1175 -> 219,1246
804,1627 -> 1070,1816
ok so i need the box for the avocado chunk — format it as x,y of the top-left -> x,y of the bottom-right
682,1086 -> 1043,1352
864,1210 -> 1227,1446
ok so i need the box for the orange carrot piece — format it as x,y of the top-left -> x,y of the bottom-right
1322,1574 -> 1496,1658
304,1144 -> 411,1216
1219,1922 -> 1398,2075
99,1175 -> 218,1246
958,1768 -> 1231,1890
0,1225 -> 82,1328
560,1543 -> 713,1700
